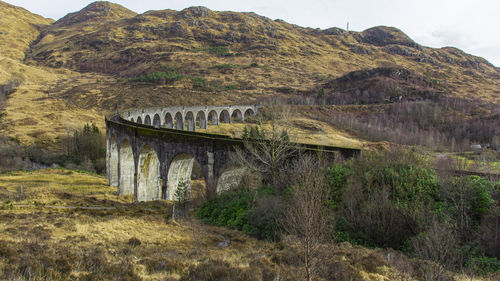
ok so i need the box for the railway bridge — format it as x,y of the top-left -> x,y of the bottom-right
106,105 -> 360,202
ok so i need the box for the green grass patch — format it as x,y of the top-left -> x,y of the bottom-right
128,70 -> 183,83
189,77 -> 206,87
223,84 -> 238,91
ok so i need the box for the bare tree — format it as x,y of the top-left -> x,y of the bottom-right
232,97 -> 295,187
411,219 -> 460,267
281,155 -> 331,281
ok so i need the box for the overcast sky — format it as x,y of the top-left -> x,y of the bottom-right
8,0 -> 500,66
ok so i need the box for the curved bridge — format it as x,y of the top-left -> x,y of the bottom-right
123,105 -> 258,131
106,105 -> 360,202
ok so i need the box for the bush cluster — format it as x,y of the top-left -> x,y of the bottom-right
198,148 -> 500,275
333,151 -> 498,273
200,46 -> 243,57
126,65 -> 209,87
197,186 -> 282,241
128,65 -> 183,84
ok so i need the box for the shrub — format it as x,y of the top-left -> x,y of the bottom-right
128,65 -> 184,84
334,149 -> 439,249
197,187 -> 283,240
326,164 -> 350,209
411,219 -> 461,268
80,260 -> 140,281
129,70 -> 183,84
479,197 -> 500,258
190,76 -> 206,87
197,189 -> 251,230
0,240 -> 73,280
223,84 -> 238,91
467,256 -> 500,275
128,237 -> 141,247
245,194 -> 283,240
0,240 -> 16,258
439,175 -> 495,242
206,46 -> 230,56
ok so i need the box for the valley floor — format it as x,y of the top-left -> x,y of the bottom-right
0,169 -> 493,280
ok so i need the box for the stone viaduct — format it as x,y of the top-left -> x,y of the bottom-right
124,105 -> 258,131
106,105 -> 360,202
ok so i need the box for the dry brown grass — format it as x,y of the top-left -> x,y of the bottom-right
199,116 -> 365,149
0,169 -> 495,280
0,1 -> 53,62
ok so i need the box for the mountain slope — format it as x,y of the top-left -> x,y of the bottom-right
26,4 -> 499,104
0,0 -> 53,62
0,1 -> 105,146
0,1 -> 499,146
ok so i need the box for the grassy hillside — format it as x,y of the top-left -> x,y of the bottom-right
0,1 -> 498,147
0,1 -> 53,62
0,1 -> 107,146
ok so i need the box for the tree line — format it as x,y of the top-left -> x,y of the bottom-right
0,123 -> 106,174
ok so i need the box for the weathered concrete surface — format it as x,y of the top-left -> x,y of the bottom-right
216,167 -> 247,193
137,145 -> 161,201
106,105 -> 360,203
109,135 -> 118,187
119,139 -> 134,195
166,153 -> 196,201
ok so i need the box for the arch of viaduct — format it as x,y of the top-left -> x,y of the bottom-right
106,105 -> 360,202
124,105 -> 258,131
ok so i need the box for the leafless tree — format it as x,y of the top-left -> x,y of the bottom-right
411,219 -> 460,267
281,155 -> 331,281
231,97 -> 295,187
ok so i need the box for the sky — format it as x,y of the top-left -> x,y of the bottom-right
7,0 -> 500,66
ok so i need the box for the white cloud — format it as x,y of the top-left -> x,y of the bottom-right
6,0 -> 500,66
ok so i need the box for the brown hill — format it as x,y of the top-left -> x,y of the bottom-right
317,67 -> 444,104
0,1 -> 499,146
0,1 -> 103,146
54,1 -> 137,27
0,0 -> 53,62
27,4 -> 499,101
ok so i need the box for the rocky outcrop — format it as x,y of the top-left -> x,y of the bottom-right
358,26 -> 420,49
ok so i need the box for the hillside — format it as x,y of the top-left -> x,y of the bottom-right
0,1 -> 53,62
0,0 -> 499,147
